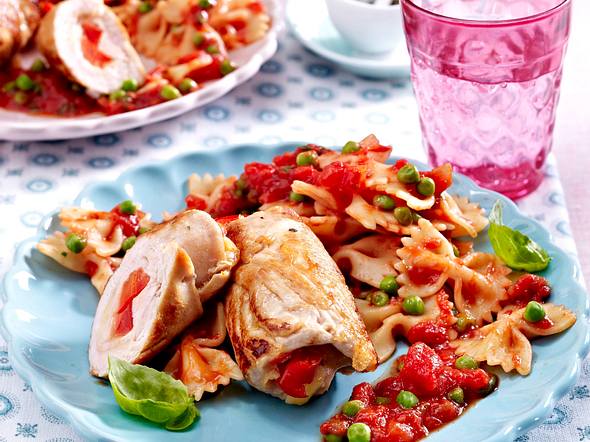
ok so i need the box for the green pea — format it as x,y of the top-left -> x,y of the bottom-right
31,59 -> 46,73
373,194 -> 395,211
13,91 -> 27,105
379,275 -> 399,295
138,227 -> 150,235
235,178 -> 248,190
371,291 -> 390,307
402,296 -> 425,315
342,400 -> 364,417
347,423 -> 371,442
109,89 -> 126,101
199,0 -> 212,7
394,207 -> 413,226
455,355 -> 478,370
122,236 -> 136,251
524,301 -> 546,323
455,314 -> 474,333
289,191 -> 305,203
397,163 -> 420,184
417,177 -> 436,196
396,390 -> 419,409
138,1 -> 152,13
119,200 -> 136,215
479,373 -> 498,397
192,32 -> 205,47
324,435 -> 343,442
375,396 -> 390,405
452,244 -> 460,257
121,79 -> 138,92
16,74 -> 35,91
206,44 -> 220,54
178,78 -> 197,93
342,141 -> 360,154
3,81 -> 16,92
65,233 -> 87,254
448,387 -> 464,404
220,60 -> 235,76
296,151 -> 318,167
160,85 -> 181,101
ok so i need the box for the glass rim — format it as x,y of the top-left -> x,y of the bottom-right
400,0 -> 571,27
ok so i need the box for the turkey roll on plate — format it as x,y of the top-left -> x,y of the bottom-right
225,208 -> 377,405
36,0 -> 144,96
89,210 -> 239,378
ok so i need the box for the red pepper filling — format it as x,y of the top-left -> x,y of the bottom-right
113,268 -> 150,336
81,22 -> 112,67
277,347 -> 325,398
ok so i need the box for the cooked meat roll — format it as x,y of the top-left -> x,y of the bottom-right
225,208 -> 377,405
0,0 -> 40,65
36,0 -> 144,96
89,210 -> 239,378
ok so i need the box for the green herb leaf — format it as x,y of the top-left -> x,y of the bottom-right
488,201 -> 551,272
108,356 -> 199,430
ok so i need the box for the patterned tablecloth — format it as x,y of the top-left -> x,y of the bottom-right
0,34 -> 588,442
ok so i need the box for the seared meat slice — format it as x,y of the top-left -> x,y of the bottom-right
225,208 -> 377,404
89,210 -> 239,378
0,0 -> 40,65
36,0 -> 144,95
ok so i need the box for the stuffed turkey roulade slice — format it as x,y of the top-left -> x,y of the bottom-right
36,0 -> 144,96
225,208 -> 377,405
89,210 -> 239,378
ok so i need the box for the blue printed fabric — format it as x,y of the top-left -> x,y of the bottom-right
0,33 -> 585,442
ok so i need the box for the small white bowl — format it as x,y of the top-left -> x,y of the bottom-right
325,0 -> 403,54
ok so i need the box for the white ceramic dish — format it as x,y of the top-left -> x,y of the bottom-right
0,0 -> 281,142
286,0 -> 410,79
325,0 -> 403,54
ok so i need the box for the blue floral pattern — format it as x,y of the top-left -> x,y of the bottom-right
0,32 -> 586,442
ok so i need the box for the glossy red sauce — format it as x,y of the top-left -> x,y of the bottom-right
320,343 -> 495,442
85,261 -> 99,277
0,68 -> 99,116
503,274 -> 551,308
406,266 -> 443,286
114,268 -> 150,336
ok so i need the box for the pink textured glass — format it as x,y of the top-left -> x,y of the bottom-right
401,0 -> 572,198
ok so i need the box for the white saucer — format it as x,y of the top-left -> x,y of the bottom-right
286,0 -> 411,79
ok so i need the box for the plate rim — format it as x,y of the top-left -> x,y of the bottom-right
1,142 -> 589,441
0,0 -> 282,141
285,0 -> 410,76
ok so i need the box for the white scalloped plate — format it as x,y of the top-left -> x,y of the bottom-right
0,0 -> 281,141
1,143 -> 589,441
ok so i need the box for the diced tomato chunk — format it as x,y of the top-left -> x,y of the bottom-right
504,274 -> 551,307
314,161 -> 361,209
350,382 -> 376,405
185,194 -> 207,210
399,343 -> 444,396
407,321 -> 449,347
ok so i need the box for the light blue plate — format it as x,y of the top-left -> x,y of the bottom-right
286,0 -> 411,79
1,143 -> 589,442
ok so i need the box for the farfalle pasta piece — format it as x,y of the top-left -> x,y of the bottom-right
357,291 -> 454,363
396,219 -> 508,324
332,235 -> 401,288
37,231 -> 120,294
187,173 -> 236,211
438,193 -> 488,238
291,180 -> 338,211
317,135 -> 392,169
164,303 -> 243,401
345,194 -> 417,235
209,0 -> 271,49
452,303 -> 576,375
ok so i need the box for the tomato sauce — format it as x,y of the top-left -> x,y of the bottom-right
503,274 -> 551,308
0,68 -> 99,116
320,343 -> 496,442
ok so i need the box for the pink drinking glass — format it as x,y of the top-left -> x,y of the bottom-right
400,0 -> 572,198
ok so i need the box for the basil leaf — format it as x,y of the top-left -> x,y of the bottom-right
488,201 -> 551,272
108,356 -> 199,430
